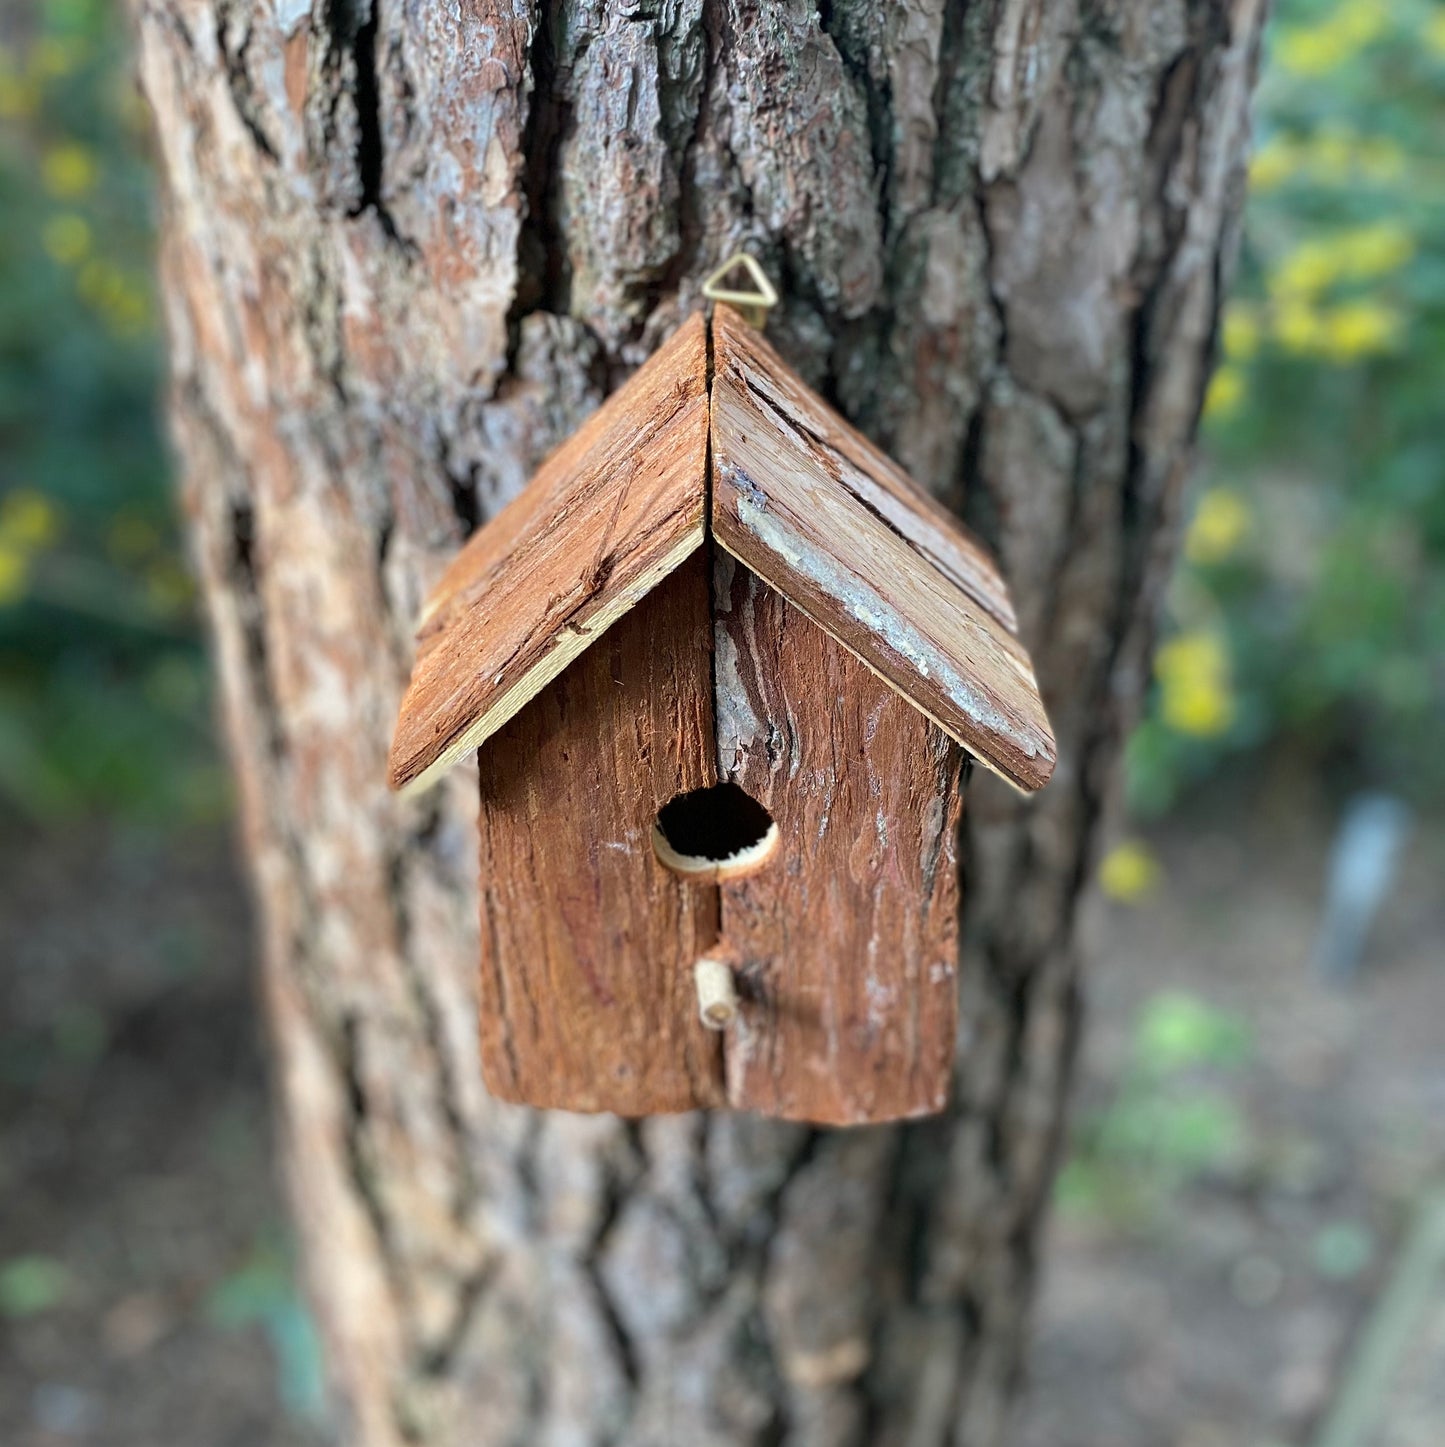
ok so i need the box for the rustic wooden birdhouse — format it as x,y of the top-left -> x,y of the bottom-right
389,277 -> 1055,1127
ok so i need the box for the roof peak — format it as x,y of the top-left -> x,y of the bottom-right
388,307 -> 1054,796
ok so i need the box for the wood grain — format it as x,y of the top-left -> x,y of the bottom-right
712,553 -> 964,1125
389,313 -> 709,795
709,304 -> 1056,794
713,306 -> 1018,631
475,549 -> 725,1115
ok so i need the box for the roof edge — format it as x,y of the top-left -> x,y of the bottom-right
393,525 -> 704,796
711,530 -> 1056,794
387,313 -> 710,794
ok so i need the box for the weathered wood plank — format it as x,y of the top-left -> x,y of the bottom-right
709,306 -> 1056,794
389,313 -> 709,794
712,305 -> 1019,631
475,550 -> 724,1115
713,554 -> 964,1126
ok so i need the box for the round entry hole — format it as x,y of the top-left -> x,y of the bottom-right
652,783 -> 778,881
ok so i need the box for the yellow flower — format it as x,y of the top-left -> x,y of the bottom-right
1354,137 -> 1406,183
1319,301 -> 1403,360
1334,222 -> 1415,278
0,66 -> 39,121
42,143 -> 99,200
1156,631 -> 1228,686
75,260 -> 152,335
1156,631 -> 1236,738
104,285 -> 150,337
1185,489 -> 1251,566
0,489 -> 61,549
1274,301 -> 1325,354
33,35 -> 85,78
1268,226 -> 1414,318
1222,305 -> 1261,361
1162,681 -> 1236,736
1099,841 -> 1162,904
1202,366 -> 1245,421
42,213 -> 92,267
1249,138 -> 1298,191
1336,0 -> 1386,47
1427,11 -> 1445,57
1275,27 -> 1349,76
1257,132 -> 1409,190
0,546 -> 27,606
1270,242 -> 1339,300
1275,1 -> 1386,76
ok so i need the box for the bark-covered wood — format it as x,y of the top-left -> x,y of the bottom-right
476,551 -> 724,1116
396,302 -> 1048,798
137,0 -> 1265,1440
391,313 -> 709,794
476,539 -> 967,1126
713,304 -> 1019,635
714,555 -> 965,1125
411,300 -> 995,1124
709,305 -> 1053,793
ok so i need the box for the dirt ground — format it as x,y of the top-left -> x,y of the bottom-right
0,823 -> 321,1447
1,772 -> 1441,1446
1017,771 -> 1445,1447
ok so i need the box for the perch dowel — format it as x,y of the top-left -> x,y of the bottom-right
693,957 -> 739,1030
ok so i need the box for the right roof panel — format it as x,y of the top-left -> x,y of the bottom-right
709,304 -> 1057,793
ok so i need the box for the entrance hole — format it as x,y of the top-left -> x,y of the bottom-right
652,782 -> 778,881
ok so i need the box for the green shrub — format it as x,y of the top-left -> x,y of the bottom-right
1131,0 -> 1445,811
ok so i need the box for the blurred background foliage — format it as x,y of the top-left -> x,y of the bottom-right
0,0 -> 225,823
0,0 -> 1441,832
1126,0 -> 1445,825
2,5 -> 1442,1441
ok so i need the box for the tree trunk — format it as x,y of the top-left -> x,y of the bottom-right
135,1 -> 1264,1442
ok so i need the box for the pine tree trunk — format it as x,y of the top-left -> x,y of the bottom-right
136,1 -> 1265,1442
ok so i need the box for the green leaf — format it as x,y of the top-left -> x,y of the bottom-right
0,1255 -> 70,1317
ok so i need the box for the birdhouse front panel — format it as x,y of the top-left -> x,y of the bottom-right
475,551 -> 724,1115
388,303 -> 1057,1128
712,555 -> 965,1124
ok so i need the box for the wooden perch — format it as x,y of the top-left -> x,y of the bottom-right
693,956 -> 739,1030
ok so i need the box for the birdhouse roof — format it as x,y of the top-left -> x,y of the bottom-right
389,306 -> 1056,796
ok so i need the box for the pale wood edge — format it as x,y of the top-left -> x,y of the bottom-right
743,1091 -> 954,1129
650,820 -> 781,882
711,531 -> 1051,795
396,526 -> 705,797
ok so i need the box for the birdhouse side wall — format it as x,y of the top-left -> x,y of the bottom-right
475,551 -> 724,1114
712,556 -> 964,1125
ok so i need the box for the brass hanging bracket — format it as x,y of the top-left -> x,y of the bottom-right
701,252 -> 779,330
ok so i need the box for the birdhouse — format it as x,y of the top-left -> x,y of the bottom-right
389,287 -> 1055,1127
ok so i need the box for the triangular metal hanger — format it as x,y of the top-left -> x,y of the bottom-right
701,251 -> 779,328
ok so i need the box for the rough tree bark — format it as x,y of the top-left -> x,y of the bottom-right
135,1 -> 1265,1442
